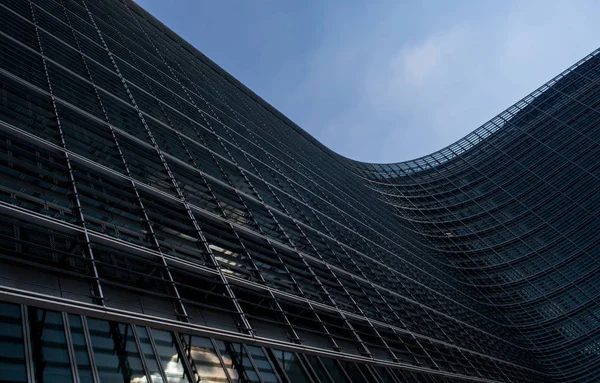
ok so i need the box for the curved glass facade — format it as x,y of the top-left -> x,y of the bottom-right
348,49 -> 600,381
0,0 -> 597,381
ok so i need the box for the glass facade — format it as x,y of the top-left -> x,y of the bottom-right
0,0 -> 597,381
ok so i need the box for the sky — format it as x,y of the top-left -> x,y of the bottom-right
135,0 -> 600,163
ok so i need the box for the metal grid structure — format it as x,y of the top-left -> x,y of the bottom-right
350,51 -> 600,381
0,0 -> 596,381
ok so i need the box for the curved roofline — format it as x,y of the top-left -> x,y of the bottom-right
340,47 -> 600,176
130,0 -> 599,177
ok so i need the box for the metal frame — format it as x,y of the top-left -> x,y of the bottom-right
0,0 -> 597,381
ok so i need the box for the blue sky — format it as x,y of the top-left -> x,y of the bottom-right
136,0 -> 600,163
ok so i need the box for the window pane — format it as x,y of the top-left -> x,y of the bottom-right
68,314 -> 94,383
150,328 -> 191,383
319,358 -> 349,383
373,366 -> 397,383
28,307 -> 73,383
184,335 -> 228,383
245,346 -> 279,383
337,360 -> 366,383
213,340 -> 259,383
136,326 -> 165,383
0,302 -> 26,382
357,364 -> 379,383
87,318 -> 147,383
272,350 -> 310,383
304,355 -> 333,383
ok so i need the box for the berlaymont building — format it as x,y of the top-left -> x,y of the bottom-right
0,0 -> 598,382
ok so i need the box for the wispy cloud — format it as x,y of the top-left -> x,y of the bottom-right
289,0 -> 600,162
138,0 -> 600,163
393,27 -> 467,89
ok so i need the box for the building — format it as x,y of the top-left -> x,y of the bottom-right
0,0 -> 598,381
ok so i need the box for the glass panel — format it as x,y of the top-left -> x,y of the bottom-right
337,360 -> 365,382
271,350 -> 310,383
150,328 -> 191,383
136,326 -> 165,383
0,302 -> 27,383
245,346 -> 279,383
28,307 -> 73,383
87,318 -> 147,383
305,355 -> 333,383
357,364 -> 379,383
213,340 -> 259,383
393,369 -> 419,383
68,314 -> 95,383
373,366 -> 397,383
184,335 -> 228,383
319,358 -> 349,383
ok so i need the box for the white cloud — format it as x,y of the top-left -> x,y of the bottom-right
292,0 -> 600,163
394,27 -> 467,89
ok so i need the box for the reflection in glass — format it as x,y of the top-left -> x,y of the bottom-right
183,335 -> 228,383
28,307 -> 73,382
245,346 -> 279,383
337,360 -> 364,382
320,358 -> 348,383
87,318 -> 148,382
0,302 -> 27,383
150,328 -> 191,383
373,366 -> 397,383
357,364 -> 377,382
68,314 -> 94,383
305,355 -> 333,383
136,326 -> 165,383
272,350 -> 309,383
214,340 -> 259,383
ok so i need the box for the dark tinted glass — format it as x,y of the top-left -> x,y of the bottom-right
136,326 -> 165,383
214,340 -> 260,383
183,335 -> 228,383
272,350 -> 310,383
87,318 -> 147,382
0,302 -> 26,383
245,346 -> 279,383
320,358 -> 349,383
28,307 -> 73,383
149,328 -> 191,383
68,314 -> 95,383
